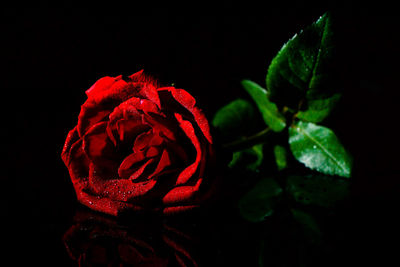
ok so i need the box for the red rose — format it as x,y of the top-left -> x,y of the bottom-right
61,70 -> 215,216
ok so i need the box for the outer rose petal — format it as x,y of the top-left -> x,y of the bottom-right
88,163 -> 158,202
62,126 -> 80,165
66,139 -> 90,182
162,179 -> 202,205
61,126 -> 90,182
129,69 -> 161,108
85,75 -> 120,98
159,87 -> 212,144
163,205 -> 199,215
73,181 -> 145,216
174,114 -> 202,185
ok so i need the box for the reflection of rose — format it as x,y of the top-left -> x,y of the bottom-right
61,70 -> 216,216
63,210 -> 198,266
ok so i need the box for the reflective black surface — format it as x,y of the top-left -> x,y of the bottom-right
2,3 -> 400,266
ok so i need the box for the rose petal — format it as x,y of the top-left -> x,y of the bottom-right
174,114 -> 202,185
163,205 -> 199,215
107,97 -> 159,143
103,178 -> 157,201
78,109 -> 111,138
129,158 -> 155,181
128,69 -> 145,81
72,180 -> 144,216
61,126 -> 80,165
118,152 -> 146,179
82,122 -> 119,172
149,132 -> 164,147
148,149 -> 172,179
117,119 -> 150,143
78,78 -> 129,137
88,163 -> 158,202
164,142 -> 189,162
146,146 -> 160,158
66,140 -> 90,182
160,87 -> 212,144
129,70 -> 161,108
143,114 -> 177,142
162,179 -> 202,205
85,76 -> 120,98
133,130 -> 154,153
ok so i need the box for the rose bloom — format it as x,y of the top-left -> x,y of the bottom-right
62,70 -> 216,216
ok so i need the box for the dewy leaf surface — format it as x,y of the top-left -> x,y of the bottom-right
241,80 -> 286,132
266,13 -> 335,108
288,121 -> 352,177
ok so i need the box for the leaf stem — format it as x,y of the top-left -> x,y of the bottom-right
223,127 -> 272,151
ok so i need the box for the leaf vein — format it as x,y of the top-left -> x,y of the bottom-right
296,126 -> 347,173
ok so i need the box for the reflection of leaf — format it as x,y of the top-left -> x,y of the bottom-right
286,174 -> 350,207
266,13 -> 336,108
241,80 -> 286,132
297,93 -> 341,123
259,209 -> 324,267
238,178 -> 282,222
291,209 -> 322,244
229,144 -> 264,171
273,145 -> 287,171
289,121 -> 352,177
212,98 -> 257,142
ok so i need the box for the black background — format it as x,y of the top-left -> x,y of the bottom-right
2,2 -> 400,266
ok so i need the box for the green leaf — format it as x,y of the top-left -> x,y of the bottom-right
266,13 -> 336,108
289,121 -> 352,177
229,144 -> 264,171
273,145 -> 287,171
241,80 -> 286,132
212,98 -> 256,142
287,174 -> 350,207
297,93 -> 341,123
238,178 -> 283,222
